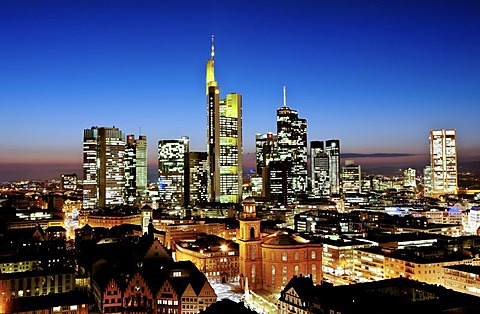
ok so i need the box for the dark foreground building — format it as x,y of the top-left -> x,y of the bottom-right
278,275 -> 480,314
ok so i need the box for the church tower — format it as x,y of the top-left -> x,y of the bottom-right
238,197 -> 263,290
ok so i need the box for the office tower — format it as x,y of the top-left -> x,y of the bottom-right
423,166 -> 432,196
83,126 -> 125,209
325,139 -> 341,195
206,36 -> 243,203
276,86 -> 307,197
403,168 -> 417,191
125,134 -> 147,204
429,129 -> 458,195
60,173 -> 77,191
189,151 -> 209,205
310,141 -> 330,198
255,132 -> 278,196
341,160 -> 361,194
158,137 -> 189,207
268,160 -> 293,205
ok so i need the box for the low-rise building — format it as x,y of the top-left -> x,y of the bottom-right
175,234 -> 239,283
444,264 -> 480,296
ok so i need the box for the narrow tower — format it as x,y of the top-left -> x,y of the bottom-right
206,36 -> 243,203
238,197 -> 263,290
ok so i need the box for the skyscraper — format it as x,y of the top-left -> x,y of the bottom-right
125,134 -> 147,204
310,141 -> 330,198
83,126 -> 125,209
325,139 -> 340,195
158,137 -> 189,207
276,86 -> 307,197
255,132 -> 278,196
429,129 -> 457,195
188,151 -> 209,205
341,160 -> 361,194
206,36 -> 243,203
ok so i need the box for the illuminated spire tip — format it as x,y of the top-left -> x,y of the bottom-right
283,85 -> 287,108
211,34 -> 215,60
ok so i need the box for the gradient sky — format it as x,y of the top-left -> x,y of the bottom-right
1,0 -> 480,181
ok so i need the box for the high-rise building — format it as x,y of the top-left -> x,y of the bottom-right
188,151 -> 209,205
206,36 -> 243,203
403,168 -> 417,191
125,134 -> 147,204
82,126 -> 125,209
255,132 -> 278,196
60,173 -> 77,191
423,166 -> 432,196
341,160 -> 362,194
158,137 -> 189,207
325,139 -> 341,195
276,86 -> 307,198
310,141 -> 330,198
429,129 -> 457,195
268,160 -> 293,205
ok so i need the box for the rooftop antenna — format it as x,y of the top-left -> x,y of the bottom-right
283,85 -> 287,108
139,127 -> 142,136
211,34 -> 215,60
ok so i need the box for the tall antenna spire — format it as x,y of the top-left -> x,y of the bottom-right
211,34 -> 215,60
283,85 -> 287,108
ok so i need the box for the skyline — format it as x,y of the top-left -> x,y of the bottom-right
1,1 -> 480,181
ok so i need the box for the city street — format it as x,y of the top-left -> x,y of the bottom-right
210,282 -> 278,313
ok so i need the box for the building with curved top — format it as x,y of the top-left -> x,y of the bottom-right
238,197 -> 323,293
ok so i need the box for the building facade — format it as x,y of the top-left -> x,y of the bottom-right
429,129 -> 457,196
188,152 -> 209,205
158,137 -> 189,207
206,36 -> 243,203
276,86 -> 307,198
341,160 -> 362,194
255,132 -> 278,197
125,134 -> 147,204
82,126 -> 125,209
310,141 -> 330,198
325,139 -> 340,195
60,173 -> 77,191
238,198 -> 323,293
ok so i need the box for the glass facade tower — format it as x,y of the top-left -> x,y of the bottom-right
206,36 -> 243,203
82,126 -> 125,209
429,129 -> 457,195
276,87 -> 307,197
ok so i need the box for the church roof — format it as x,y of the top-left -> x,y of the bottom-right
262,232 -> 309,246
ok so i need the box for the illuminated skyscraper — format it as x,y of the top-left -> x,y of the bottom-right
125,134 -> 147,204
277,86 -> 307,197
429,129 -> 457,195
82,126 -> 125,209
255,132 -> 278,196
206,36 -> 243,203
341,160 -> 361,194
310,141 -> 330,198
325,139 -> 340,195
189,151 -> 209,205
158,137 -> 189,207
403,168 -> 417,191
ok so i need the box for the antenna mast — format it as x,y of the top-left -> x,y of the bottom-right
283,85 -> 287,108
211,35 -> 215,60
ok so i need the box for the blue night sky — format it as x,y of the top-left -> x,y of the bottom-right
1,0 -> 479,180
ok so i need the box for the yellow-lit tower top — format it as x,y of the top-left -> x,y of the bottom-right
206,35 -> 217,95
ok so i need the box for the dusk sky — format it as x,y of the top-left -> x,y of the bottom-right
1,1 -> 479,181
